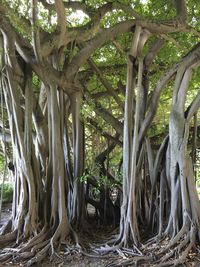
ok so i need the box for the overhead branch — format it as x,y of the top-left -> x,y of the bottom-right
65,21 -> 135,79
1,0 -> 197,62
87,58 -> 124,109
93,101 -> 123,136
144,38 -> 165,68
160,34 -> 182,50
84,89 -> 123,136
40,1 -> 140,56
174,0 -> 187,24
113,41 -> 125,55
95,138 -> 119,164
186,90 -> 200,121
87,118 -> 122,147
15,38 -> 79,93
31,0 -> 42,62
90,84 -> 125,99
54,0 -> 67,48
0,12 -> 80,93
39,1 -> 141,20
0,2 -> 31,37
78,63 -> 127,81
65,16 -> 192,79
39,0 -> 94,17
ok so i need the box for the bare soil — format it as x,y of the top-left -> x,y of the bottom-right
0,202 -> 12,227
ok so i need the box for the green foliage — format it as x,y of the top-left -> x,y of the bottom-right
0,155 -> 5,173
0,183 -> 13,203
32,74 -> 41,91
79,171 -> 91,183
80,164 -> 122,200
91,186 -> 101,198
2,0 -> 200,199
196,149 -> 200,189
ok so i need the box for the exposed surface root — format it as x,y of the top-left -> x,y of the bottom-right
0,230 -> 17,246
0,219 -> 199,266
26,243 -> 51,267
0,223 -> 80,266
87,223 -> 199,267
156,226 -> 197,267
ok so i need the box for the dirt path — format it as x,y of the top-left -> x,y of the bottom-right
0,203 -> 12,227
42,255 -> 110,267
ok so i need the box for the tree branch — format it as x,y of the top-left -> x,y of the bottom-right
31,0 -> 42,62
87,58 -> 124,109
54,0 -> 67,48
144,38 -> 165,68
84,89 -> 123,136
65,21 -> 135,79
174,0 -> 187,24
186,90 -> 200,121
87,118 -> 122,146
65,16 -> 192,79
39,0 -> 94,17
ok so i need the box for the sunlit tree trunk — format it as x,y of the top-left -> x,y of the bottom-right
0,33 -> 85,264
162,64 -> 200,265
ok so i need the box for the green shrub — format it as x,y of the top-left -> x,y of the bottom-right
0,183 -> 13,203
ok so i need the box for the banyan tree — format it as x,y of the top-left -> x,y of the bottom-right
0,0 -> 200,266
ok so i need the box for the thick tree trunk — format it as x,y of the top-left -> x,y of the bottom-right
0,36 -> 86,265
119,26 -> 149,246
153,61 -> 200,266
